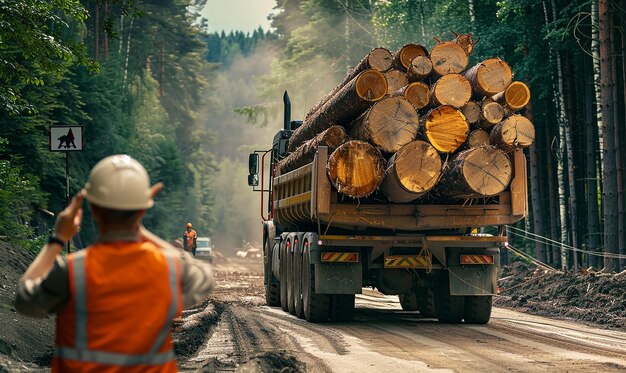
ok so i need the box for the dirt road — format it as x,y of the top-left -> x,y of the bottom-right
175,258 -> 626,372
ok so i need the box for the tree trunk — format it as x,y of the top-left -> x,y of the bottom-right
478,98 -> 505,129
461,101 -> 481,124
435,146 -> 512,199
422,105 -> 470,153
289,69 -> 387,152
277,126 -> 347,174
407,56 -> 433,82
466,129 -> 490,148
304,48 -> 393,122
384,69 -> 409,94
382,140 -> 442,203
599,0 -> 619,271
584,60 -> 602,269
492,81 -> 531,112
526,102 -> 547,264
563,49 -> 579,270
490,114 -> 535,150
95,2 -> 100,61
546,120 -> 561,267
350,97 -> 419,153
393,43 -> 429,70
592,0 -> 604,174
123,16 -> 135,88
464,58 -> 513,97
104,1 -> 109,60
395,82 -> 430,111
327,140 -> 386,198
430,41 -> 469,76
430,73 -> 472,108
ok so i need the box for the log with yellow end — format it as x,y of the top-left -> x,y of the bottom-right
289,69 -> 387,152
382,140 -> 442,203
327,140 -> 386,198
422,105 -> 470,153
492,81 -> 531,111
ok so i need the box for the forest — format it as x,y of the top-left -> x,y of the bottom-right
1,0 -> 626,271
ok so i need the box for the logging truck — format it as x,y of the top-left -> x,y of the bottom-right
247,91 -> 528,324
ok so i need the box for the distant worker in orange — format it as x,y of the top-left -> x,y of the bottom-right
183,223 -> 197,256
15,154 -> 214,372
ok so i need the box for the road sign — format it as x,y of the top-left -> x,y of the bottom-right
49,126 -> 83,151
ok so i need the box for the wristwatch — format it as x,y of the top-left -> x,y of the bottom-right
47,235 -> 66,246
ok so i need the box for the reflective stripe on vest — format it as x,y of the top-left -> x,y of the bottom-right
55,250 -> 179,366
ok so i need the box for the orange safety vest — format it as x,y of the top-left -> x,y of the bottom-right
184,229 -> 197,249
53,241 -> 183,372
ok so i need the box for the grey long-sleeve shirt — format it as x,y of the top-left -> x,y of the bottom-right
15,233 -> 215,318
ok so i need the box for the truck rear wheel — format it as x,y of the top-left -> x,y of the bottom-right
286,237 -> 296,315
302,239 -> 330,322
264,241 -> 280,307
280,241 -> 289,312
330,294 -> 355,322
434,275 -> 464,323
464,296 -> 492,324
294,246 -> 304,319
416,287 -> 436,318
399,293 -> 418,311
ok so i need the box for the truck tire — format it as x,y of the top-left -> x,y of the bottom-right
399,293 -> 418,311
264,241 -> 280,307
464,296 -> 492,324
434,275 -> 464,323
280,240 -> 289,312
416,287 -> 436,318
286,235 -> 296,315
330,294 -> 355,322
294,244 -> 305,319
302,239 -> 330,322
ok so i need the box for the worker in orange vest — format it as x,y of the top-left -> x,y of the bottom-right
183,223 -> 197,256
15,155 -> 214,372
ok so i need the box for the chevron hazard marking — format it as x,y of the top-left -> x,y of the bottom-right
384,255 -> 430,268
321,252 -> 359,263
460,254 -> 494,265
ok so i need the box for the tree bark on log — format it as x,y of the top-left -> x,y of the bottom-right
461,101 -> 481,124
382,140 -> 442,203
277,126 -> 347,174
327,140 -> 386,198
393,44 -> 429,70
464,58 -> 513,97
492,81 -> 531,111
430,73 -> 472,108
490,114 -> 536,150
478,98 -> 505,129
436,146 -> 512,199
430,41 -> 469,76
422,105 -> 469,153
384,69 -> 409,94
396,82 -> 430,110
454,33 -> 477,55
304,48 -> 393,122
350,96 -> 419,153
466,129 -> 490,148
289,69 -> 387,151
407,56 -> 433,82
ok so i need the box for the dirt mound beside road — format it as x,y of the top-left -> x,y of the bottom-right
0,241 -> 55,367
495,262 -> 626,330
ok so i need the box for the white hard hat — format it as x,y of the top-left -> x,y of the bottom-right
81,155 -> 154,210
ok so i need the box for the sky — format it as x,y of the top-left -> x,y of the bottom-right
201,0 -> 276,34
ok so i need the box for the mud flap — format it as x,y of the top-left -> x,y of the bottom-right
447,265 -> 497,296
314,263 -> 362,294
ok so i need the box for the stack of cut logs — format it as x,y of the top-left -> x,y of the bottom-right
277,33 -> 535,203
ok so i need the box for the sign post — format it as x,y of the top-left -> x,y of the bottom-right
49,126 -> 84,252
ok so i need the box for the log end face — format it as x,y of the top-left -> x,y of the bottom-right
399,44 -> 429,68
424,105 -> 469,153
491,114 -> 535,149
369,47 -> 394,71
505,81 -> 531,110
394,140 -> 442,193
404,82 -> 430,110
367,97 -> 419,153
430,42 -> 469,75
461,101 -> 481,124
476,58 -> 513,96
432,73 -> 472,108
464,146 -> 512,196
327,140 -> 386,198
384,69 -> 410,94
356,69 -> 388,101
